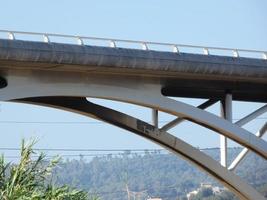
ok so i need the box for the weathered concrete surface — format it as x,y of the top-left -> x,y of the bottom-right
0,39 -> 267,102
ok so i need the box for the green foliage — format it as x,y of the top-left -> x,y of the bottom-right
257,183 -> 267,198
0,139 -> 96,200
191,189 -> 239,200
53,148 -> 267,200
197,188 -> 213,198
4,142 -> 265,200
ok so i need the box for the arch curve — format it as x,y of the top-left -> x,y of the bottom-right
1,69 -> 266,159
14,96 -> 266,200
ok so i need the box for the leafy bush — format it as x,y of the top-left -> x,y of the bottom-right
0,139 -> 96,200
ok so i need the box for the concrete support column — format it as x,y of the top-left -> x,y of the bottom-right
220,93 -> 232,167
152,109 -> 158,128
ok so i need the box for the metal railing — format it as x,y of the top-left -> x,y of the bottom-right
0,29 -> 266,60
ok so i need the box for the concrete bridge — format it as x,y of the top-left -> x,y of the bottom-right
0,30 -> 266,200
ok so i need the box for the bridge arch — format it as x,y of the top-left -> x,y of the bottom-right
0,35 -> 266,199
3,77 -> 266,160
13,96 -> 265,200
3,79 -> 265,200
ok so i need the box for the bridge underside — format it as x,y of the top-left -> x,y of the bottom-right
0,39 -> 267,199
0,39 -> 267,102
162,79 -> 267,102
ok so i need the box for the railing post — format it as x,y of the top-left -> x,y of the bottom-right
142,43 -> 148,50
110,40 -> 116,48
77,37 -> 84,45
173,45 -> 179,53
203,48 -> 209,55
8,32 -> 15,40
43,34 -> 50,43
233,50 -> 239,57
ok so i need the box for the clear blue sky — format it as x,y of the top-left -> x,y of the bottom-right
0,0 -> 266,159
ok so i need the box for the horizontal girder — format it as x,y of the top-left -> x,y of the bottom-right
0,39 -> 267,102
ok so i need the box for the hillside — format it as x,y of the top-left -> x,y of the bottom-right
53,148 -> 267,199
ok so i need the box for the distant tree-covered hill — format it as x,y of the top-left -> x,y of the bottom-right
53,148 -> 267,200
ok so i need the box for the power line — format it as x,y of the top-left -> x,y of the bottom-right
1,147 -> 241,159
0,148 -> 166,159
0,148 -> 165,152
2,151 -> 174,159
3,152 -> 167,159
0,147 -> 226,152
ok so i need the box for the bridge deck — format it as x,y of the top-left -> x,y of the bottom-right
0,39 -> 267,102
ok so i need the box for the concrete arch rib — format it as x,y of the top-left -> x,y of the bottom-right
3,81 -> 267,159
14,97 -> 266,200
84,85 -> 267,160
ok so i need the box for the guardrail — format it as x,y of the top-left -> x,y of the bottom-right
0,29 -> 266,60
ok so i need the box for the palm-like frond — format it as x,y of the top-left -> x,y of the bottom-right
0,139 -> 99,200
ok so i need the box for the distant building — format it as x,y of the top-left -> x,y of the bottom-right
186,183 -> 224,200
186,190 -> 198,200
212,186 -> 223,195
200,183 -> 212,188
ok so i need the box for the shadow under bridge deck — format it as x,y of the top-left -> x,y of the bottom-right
0,39 -> 267,102
1,38 -> 267,200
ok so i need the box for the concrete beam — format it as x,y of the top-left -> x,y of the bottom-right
0,77 -> 7,89
1,39 -> 267,102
